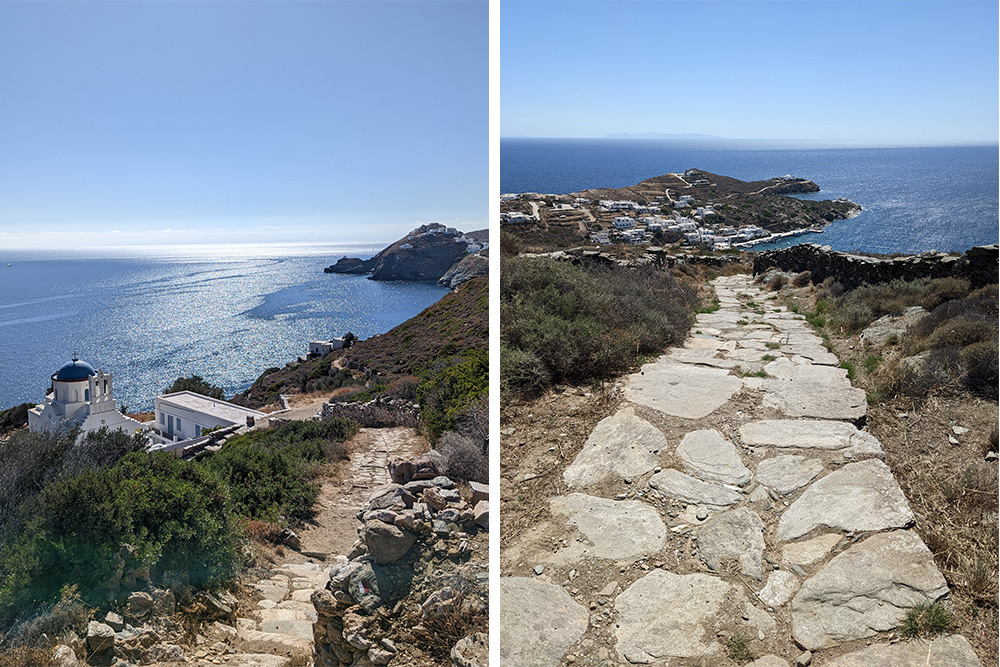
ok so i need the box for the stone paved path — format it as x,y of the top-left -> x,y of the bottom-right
500,275 -> 983,667
223,427 -> 426,666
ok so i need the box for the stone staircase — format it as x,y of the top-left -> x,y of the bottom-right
236,561 -> 333,657
499,274 -> 983,667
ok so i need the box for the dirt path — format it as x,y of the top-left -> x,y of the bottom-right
198,427 -> 429,667
499,275 -> 983,667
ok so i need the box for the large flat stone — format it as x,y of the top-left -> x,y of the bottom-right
755,455 -> 823,495
624,360 -> 742,419
823,634 -> 982,667
778,459 -> 914,541
739,419 -> 884,458
648,468 -> 742,509
676,429 -> 751,486
697,507 -> 765,580
761,360 -> 867,422
547,493 -> 666,563
782,533 -> 842,567
499,578 -> 588,667
614,570 -> 731,662
790,530 -> 949,650
563,407 -> 667,487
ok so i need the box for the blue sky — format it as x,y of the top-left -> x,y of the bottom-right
0,1 -> 487,248
500,0 -> 999,145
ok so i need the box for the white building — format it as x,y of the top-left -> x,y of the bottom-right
150,391 -> 266,448
613,216 -> 636,229
501,212 -> 533,224
28,355 -> 144,438
309,336 -> 349,357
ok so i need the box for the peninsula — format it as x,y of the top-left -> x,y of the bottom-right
500,169 -> 860,252
325,223 -> 488,285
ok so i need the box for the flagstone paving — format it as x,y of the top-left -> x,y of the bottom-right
500,274 -> 982,667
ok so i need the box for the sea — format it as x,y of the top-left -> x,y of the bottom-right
501,139 -> 999,255
0,243 -> 450,412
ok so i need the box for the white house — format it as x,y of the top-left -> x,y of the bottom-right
309,336 -> 349,357
501,212 -> 533,224
28,354 -> 144,438
613,216 -> 636,229
150,391 -> 266,448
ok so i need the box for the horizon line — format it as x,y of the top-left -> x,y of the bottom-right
500,136 -> 1000,148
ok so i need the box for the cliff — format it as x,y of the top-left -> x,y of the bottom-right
325,223 -> 488,282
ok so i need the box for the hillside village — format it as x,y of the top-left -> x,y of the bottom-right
501,169 -> 860,252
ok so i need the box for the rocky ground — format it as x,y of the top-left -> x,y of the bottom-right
499,274 -> 989,667
51,424 -> 488,667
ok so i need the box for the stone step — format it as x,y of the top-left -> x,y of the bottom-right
237,626 -> 313,654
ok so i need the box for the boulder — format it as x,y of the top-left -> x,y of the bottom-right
469,481 -> 489,504
86,621 -> 115,653
451,632 -> 488,667
126,591 -> 154,618
52,645 -> 78,667
363,520 -> 416,565
474,500 -> 489,530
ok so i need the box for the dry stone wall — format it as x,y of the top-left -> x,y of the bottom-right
752,243 -> 998,290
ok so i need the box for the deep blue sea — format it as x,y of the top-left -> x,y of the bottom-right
0,244 -> 449,411
501,139 -> 999,254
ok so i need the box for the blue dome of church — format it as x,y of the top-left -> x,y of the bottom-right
54,357 -> 96,381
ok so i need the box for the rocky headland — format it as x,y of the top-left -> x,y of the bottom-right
325,224 -> 488,286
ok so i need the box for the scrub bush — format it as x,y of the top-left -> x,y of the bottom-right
500,257 -> 695,397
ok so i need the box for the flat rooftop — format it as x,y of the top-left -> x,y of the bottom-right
158,391 -> 266,424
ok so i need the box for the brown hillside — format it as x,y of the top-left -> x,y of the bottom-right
345,274 -> 488,377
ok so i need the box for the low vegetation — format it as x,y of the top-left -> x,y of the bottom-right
164,374 -> 225,399
500,257 -> 696,399
0,419 -> 357,634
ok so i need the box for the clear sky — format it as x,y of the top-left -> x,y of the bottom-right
500,0 -> 999,146
0,1 -> 487,248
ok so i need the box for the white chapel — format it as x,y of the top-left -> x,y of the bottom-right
28,354 -> 144,438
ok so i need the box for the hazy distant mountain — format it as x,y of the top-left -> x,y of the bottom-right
603,132 -> 729,141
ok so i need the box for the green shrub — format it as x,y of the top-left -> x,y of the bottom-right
0,452 -> 239,626
841,360 -> 856,381
164,375 -> 224,400
499,344 -> 550,400
961,341 -> 999,399
500,258 -> 694,397
418,351 -> 488,442
205,419 -> 357,522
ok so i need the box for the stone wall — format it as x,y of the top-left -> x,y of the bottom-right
752,243 -> 998,290
311,457 -> 489,666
